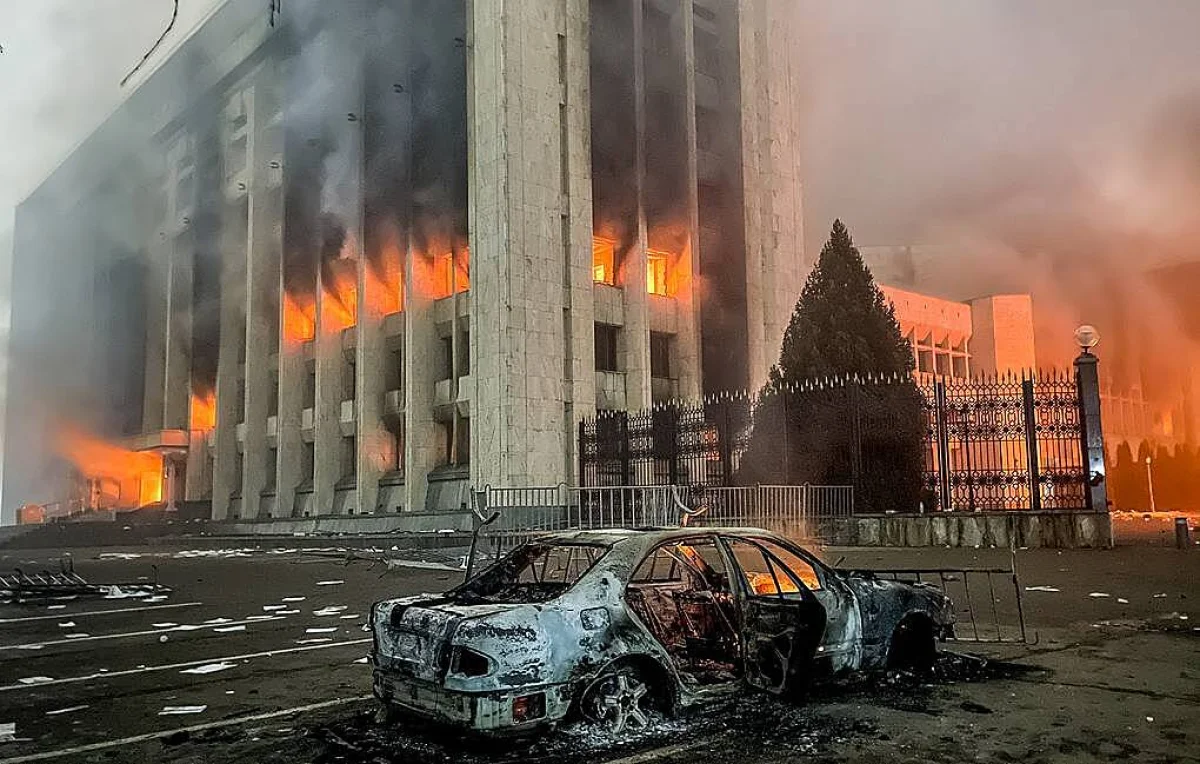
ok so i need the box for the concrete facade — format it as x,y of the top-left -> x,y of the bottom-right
880,284 -> 1037,380
2,0 -> 805,525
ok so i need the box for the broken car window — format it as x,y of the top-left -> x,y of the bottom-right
455,543 -> 608,604
724,539 -> 807,599
754,540 -> 824,591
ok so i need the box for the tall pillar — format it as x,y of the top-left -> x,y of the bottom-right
211,200 -> 247,519
404,247 -> 439,511
623,0 -> 652,411
142,239 -> 168,433
242,72 -> 284,518
314,58 -> 363,516
676,0 -> 703,400
739,0 -> 805,392
1076,352 -> 1109,514
163,235 -> 192,431
468,0 -> 594,488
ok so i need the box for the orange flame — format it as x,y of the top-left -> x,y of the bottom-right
55,426 -> 163,508
190,390 -> 216,432
322,258 -> 358,332
428,246 -> 470,300
283,291 -> 317,345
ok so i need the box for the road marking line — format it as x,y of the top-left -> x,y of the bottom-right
0,602 -> 202,624
0,616 -> 284,651
0,638 -> 372,692
0,695 -> 373,764
602,740 -> 711,764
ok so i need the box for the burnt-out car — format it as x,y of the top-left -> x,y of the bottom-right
370,528 -> 954,734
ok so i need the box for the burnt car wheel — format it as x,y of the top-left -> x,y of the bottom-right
888,615 -> 938,669
581,666 -> 655,734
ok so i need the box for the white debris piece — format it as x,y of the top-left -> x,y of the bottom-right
65,633 -> 90,639
282,596 -> 306,603
1088,592 -> 1111,598
1154,593 -> 1168,599
213,625 -> 246,633
340,614 -> 360,620
180,662 -> 237,675
1025,586 -> 1060,593
175,625 -> 202,631
18,677 -> 53,685
45,705 -> 88,717
46,605 -> 66,611
306,627 -> 338,634
1146,716 -> 1154,723
159,706 -> 207,716
315,580 -> 345,586
262,605 -> 288,612
314,606 -> 347,617
144,595 -> 169,604
1117,598 -> 1129,604
295,638 -> 333,645
354,657 -> 369,664
159,635 -> 169,643
98,553 -> 142,560
152,623 -> 178,628
0,722 -> 17,742
279,609 -> 301,615
58,621 -> 76,628
204,618 -> 233,625
245,615 -> 276,621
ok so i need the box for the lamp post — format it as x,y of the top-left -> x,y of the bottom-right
1145,456 -> 1157,513
1073,325 -> 1108,514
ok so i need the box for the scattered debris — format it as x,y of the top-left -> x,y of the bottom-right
17,677 -> 53,685
1025,586 -> 1060,592
0,722 -> 18,743
159,706 -> 208,716
314,606 -> 347,616
282,596 -> 307,603
204,617 -> 233,624
295,638 -> 333,645
180,662 -> 237,675
1117,598 -> 1129,604
1154,593 -> 1168,599
263,605 -> 288,612
57,621 -> 76,628
45,705 -> 88,717
306,627 -> 338,634
213,625 -> 246,633
1088,592 -> 1111,598
64,633 -> 89,639
1,560 -> 170,604
316,580 -> 345,586
152,623 -> 178,628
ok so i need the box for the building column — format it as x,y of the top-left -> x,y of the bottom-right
211,202 -> 247,519
242,73 -> 283,518
404,248 -> 439,511
738,0 -> 805,392
142,237 -> 168,433
676,0 -> 703,400
622,0 -> 652,411
468,0 -> 594,488
163,235 -> 192,431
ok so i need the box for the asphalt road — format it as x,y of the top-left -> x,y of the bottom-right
0,543 -> 1196,763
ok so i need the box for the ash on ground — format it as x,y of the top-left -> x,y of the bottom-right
301,653 -> 1024,764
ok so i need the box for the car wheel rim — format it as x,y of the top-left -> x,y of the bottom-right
589,672 -> 650,734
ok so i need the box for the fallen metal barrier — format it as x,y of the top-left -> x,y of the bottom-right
0,557 -> 171,604
852,566 -> 1031,644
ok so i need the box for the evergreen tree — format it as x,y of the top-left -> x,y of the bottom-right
738,220 -> 925,513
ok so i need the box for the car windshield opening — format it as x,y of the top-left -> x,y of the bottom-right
454,542 -> 609,604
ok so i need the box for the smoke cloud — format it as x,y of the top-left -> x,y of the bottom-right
798,0 -> 1200,435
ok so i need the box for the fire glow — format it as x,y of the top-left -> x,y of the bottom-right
55,426 -> 163,508
322,258 -> 359,331
190,389 -> 216,432
283,291 -> 317,344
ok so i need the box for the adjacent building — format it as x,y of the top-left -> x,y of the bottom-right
2,0 -> 805,525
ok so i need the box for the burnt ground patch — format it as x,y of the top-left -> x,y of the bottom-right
277,652 -> 1030,764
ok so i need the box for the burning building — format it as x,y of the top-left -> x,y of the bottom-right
2,0 -> 803,525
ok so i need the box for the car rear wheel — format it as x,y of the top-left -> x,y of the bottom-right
580,666 -> 655,734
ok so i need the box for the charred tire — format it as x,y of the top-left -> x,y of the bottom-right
579,664 -> 660,734
887,614 -> 938,670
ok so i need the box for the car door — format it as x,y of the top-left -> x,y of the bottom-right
720,536 -> 827,695
752,538 -> 864,673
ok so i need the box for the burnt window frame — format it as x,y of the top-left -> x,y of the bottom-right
595,323 -> 620,373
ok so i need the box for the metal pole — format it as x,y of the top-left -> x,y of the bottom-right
1145,457 -> 1156,513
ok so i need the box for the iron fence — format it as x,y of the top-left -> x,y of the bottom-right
580,369 -> 1093,513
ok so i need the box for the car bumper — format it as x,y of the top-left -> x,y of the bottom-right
372,669 -> 572,732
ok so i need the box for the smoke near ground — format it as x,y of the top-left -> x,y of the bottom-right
798,0 -> 1200,412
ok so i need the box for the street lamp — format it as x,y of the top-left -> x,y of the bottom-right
1074,325 -> 1100,354
1145,456 -> 1157,513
